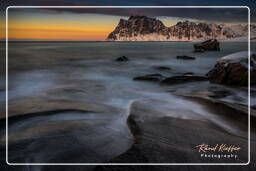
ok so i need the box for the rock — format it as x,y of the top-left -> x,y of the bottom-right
5,96 -> 119,119
194,39 -> 220,51
160,75 -> 207,85
115,56 -> 129,62
183,72 -> 194,76
207,90 -> 233,98
4,98 -> 132,164
207,51 -> 256,86
176,55 -> 196,60
94,99 -> 250,165
154,66 -> 171,70
133,74 -> 165,82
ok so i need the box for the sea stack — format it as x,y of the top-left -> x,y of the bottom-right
194,39 -> 220,51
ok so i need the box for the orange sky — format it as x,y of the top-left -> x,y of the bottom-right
2,12 -> 123,40
7,25 -> 113,40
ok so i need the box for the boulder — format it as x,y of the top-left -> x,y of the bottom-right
133,74 -> 165,82
160,75 -> 207,85
207,51 -> 256,86
176,55 -> 196,60
194,39 -> 220,51
115,56 -> 129,62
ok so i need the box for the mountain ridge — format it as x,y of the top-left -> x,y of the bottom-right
106,16 -> 255,41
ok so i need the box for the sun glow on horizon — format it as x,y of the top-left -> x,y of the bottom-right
4,11 -> 123,40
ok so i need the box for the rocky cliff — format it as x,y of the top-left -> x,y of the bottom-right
106,16 -> 254,41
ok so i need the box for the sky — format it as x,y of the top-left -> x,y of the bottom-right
7,10 -> 122,40
0,0 -> 255,41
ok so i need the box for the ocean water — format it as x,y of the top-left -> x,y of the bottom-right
3,42 -> 255,105
0,41 -> 255,163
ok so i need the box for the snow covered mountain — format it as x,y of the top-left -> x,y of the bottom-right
106,16 -> 255,41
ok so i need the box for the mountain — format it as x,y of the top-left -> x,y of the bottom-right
106,16 -> 255,41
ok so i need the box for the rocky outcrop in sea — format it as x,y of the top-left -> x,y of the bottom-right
207,51 -> 256,86
194,39 -> 220,51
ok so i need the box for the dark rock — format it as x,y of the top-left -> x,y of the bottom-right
133,74 -> 165,82
183,72 -> 194,76
207,51 -> 256,86
95,99 -> 251,165
154,66 -> 171,70
208,90 -> 233,98
160,75 -> 207,85
176,94 -> 256,123
194,39 -> 220,51
115,56 -> 129,62
176,55 -> 196,60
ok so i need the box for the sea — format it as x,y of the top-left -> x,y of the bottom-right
0,41 -> 255,163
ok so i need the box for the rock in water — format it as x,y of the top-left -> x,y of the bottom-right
194,39 -> 220,51
133,74 -> 165,82
160,75 -> 207,85
207,51 -> 256,86
154,66 -> 171,70
176,55 -> 196,60
115,56 -> 129,62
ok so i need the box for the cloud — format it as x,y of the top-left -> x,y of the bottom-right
8,8 -> 250,23
2,0 -> 255,22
